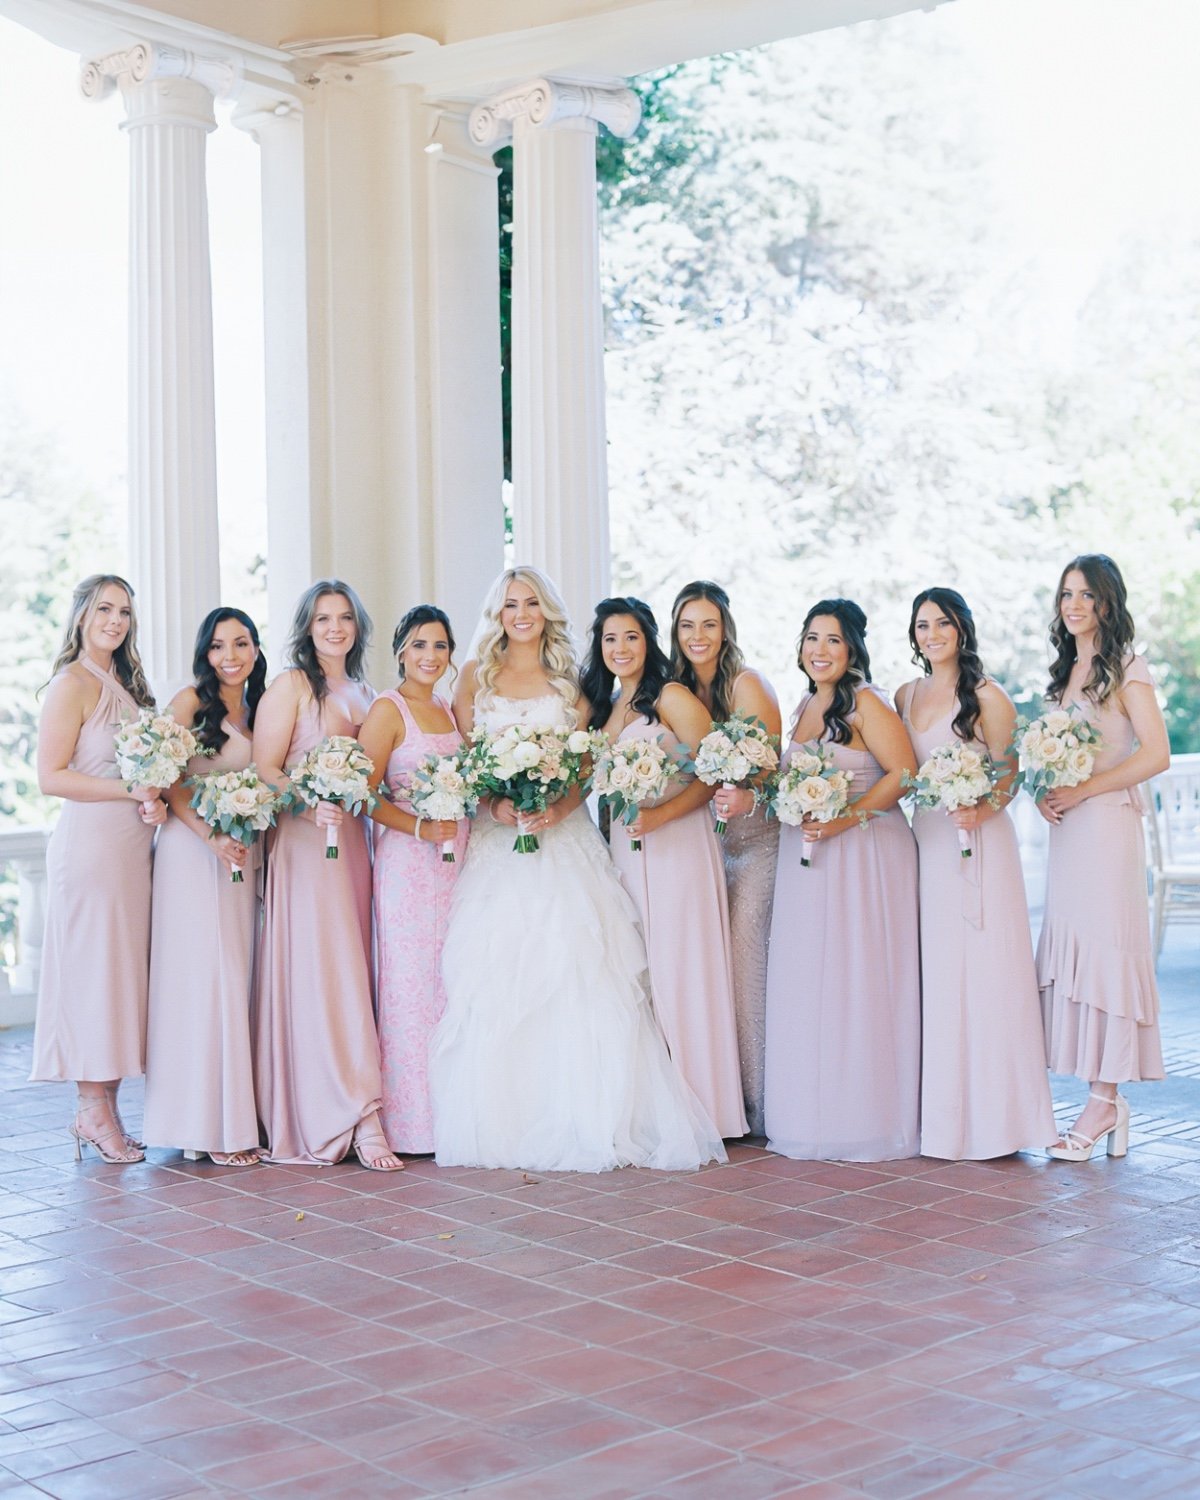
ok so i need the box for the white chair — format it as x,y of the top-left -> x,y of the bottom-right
1144,754 -> 1200,960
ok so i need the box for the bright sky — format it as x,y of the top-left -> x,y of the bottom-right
1,0 -> 1198,584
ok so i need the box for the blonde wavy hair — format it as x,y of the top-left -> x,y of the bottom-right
473,566 -> 579,722
48,574 -> 155,707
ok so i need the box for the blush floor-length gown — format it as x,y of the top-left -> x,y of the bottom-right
430,690 -> 725,1173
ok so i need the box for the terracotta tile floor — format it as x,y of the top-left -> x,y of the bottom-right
2,936 -> 1198,1498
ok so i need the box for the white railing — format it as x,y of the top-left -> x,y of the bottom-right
0,826 -> 49,1028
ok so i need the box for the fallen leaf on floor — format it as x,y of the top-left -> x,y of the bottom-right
437,1233 -> 454,1240
295,1212 -> 305,1221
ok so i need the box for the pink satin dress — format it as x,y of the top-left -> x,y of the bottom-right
1037,655 -> 1164,1083
608,715 -> 748,1139
373,691 -> 467,1153
31,658 -> 154,1082
904,697 -> 1055,1159
143,723 -> 261,1156
253,691 -> 383,1163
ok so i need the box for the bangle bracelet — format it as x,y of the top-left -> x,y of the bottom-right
414,816 -> 424,842
489,803 -> 502,824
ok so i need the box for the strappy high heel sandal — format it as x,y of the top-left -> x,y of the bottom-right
1046,1092 -> 1129,1162
70,1116 -> 145,1164
352,1116 -> 405,1173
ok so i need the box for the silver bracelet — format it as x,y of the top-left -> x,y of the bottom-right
413,816 -> 424,842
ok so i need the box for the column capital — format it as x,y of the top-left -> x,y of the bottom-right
80,41 -> 238,105
468,77 -> 640,151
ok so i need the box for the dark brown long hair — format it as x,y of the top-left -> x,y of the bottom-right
285,579 -> 372,703
797,598 -> 871,746
669,581 -> 746,720
191,608 -> 267,753
582,598 -> 673,730
908,587 -> 986,744
1047,554 -> 1135,705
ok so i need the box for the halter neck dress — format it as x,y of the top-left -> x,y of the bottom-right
763,687 -> 920,1160
31,658 -> 154,1083
373,690 -> 467,1154
902,691 -> 1055,1158
142,719 -> 261,1156
253,685 -> 383,1163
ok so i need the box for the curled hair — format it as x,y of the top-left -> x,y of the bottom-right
392,604 -> 457,689
48,574 -> 154,707
582,598 -> 673,730
286,579 -> 372,703
669,580 -> 747,720
191,608 -> 267,754
472,567 -> 579,722
908,587 -> 986,745
1047,554 -> 1136,705
796,598 -> 871,746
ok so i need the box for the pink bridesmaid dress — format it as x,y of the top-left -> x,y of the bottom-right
608,716 -> 748,1138
904,698 -> 1055,1159
31,659 -> 153,1082
1037,655 -> 1164,1083
142,724 -> 261,1156
253,693 -> 383,1163
373,691 -> 467,1153
764,693 -> 920,1160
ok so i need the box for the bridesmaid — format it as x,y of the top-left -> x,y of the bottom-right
764,598 -> 920,1161
142,609 -> 267,1167
30,575 -> 165,1163
252,580 -> 401,1171
1036,554 -> 1169,1161
584,596 -> 748,1139
360,605 -> 467,1155
670,580 -> 781,1136
896,588 -> 1055,1159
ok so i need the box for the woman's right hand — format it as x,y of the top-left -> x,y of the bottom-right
488,797 -> 520,827
311,801 -> 344,830
418,818 -> 461,844
129,783 -> 160,804
1036,798 -> 1061,826
212,833 -> 248,875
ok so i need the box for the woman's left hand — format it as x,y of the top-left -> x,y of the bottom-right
951,803 -> 998,831
1044,784 -> 1088,817
714,786 -> 755,821
801,812 -> 852,844
139,794 -> 167,827
625,804 -> 665,840
521,801 -> 568,836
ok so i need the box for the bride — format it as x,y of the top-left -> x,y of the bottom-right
429,566 -> 725,1172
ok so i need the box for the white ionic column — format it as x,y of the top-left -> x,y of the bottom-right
470,80 -> 640,631
82,44 -> 234,695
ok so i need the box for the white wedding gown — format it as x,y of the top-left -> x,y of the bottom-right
430,691 -> 726,1172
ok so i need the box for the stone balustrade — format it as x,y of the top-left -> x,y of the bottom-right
0,826 -> 49,1028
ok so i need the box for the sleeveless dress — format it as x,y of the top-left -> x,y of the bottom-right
373,690 -> 468,1154
721,803 -> 779,1138
253,692 -> 383,1163
1036,655 -> 1164,1083
429,691 -> 725,1172
609,715 -> 748,1139
903,696 -> 1055,1159
142,724 -> 261,1156
31,659 -> 154,1082
764,692 -> 921,1160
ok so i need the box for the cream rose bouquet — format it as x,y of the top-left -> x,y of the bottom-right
902,743 -> 1000,858
471,724 -> 596,853
693,713 -> 780,835
768,742 -> 855,868
404,746 -> 483,863
114,709 -> 201,790
187,766 -> 281,882
1014,708 -> 1103,803
593,735 -> 684,852
283,735 -> 378,858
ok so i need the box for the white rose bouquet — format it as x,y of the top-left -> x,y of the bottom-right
1013,708 -> 1104,803
693,713 -> 780,835
593,735 -> 684,852
902,743 -> 1001,858
283,735 -> 378,859
471,724 -> 597,853
187,765 -> 282,882
404,746 -> 483,862
114,708 -> 201,790
768,741 -> 855,868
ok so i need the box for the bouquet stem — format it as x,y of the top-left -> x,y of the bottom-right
441,841 -> 456,864
325,821 -> 339,860
629,833 -> 643,853
957,827 -> 972,859
230,869 -> 244,884
514,816 -> 539,855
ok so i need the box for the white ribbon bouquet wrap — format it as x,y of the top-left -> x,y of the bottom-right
283,735 -> 377,859
693,713 -> 779,835
187,765 -> 281,882
902,743 -> 1000,858
114,709 -> 201,791
768,741 -> 855,868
